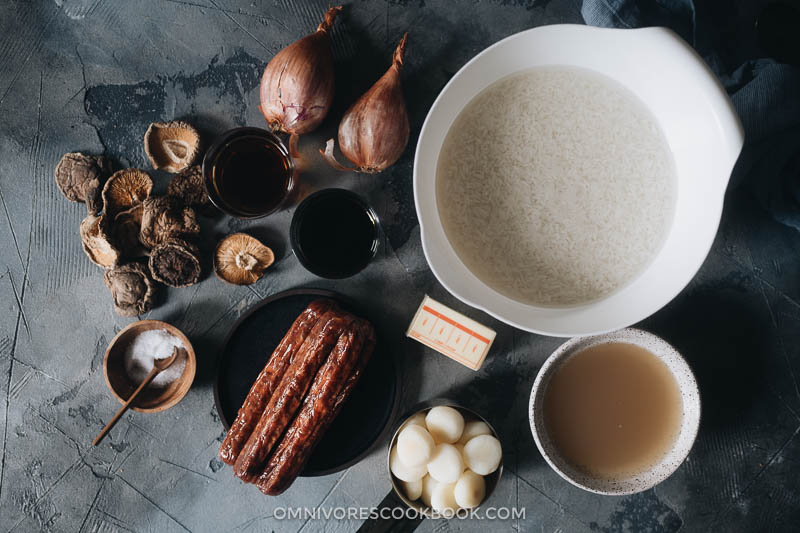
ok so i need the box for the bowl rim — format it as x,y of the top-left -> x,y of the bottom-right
103,319 -> 197,413
412,24 -> 745,337
527,328 -> 701,495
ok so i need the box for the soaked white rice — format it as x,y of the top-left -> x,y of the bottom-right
436,66 -> 676,306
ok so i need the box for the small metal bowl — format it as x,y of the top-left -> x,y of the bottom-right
103,320 -> 197,413
387,399 -> 504,517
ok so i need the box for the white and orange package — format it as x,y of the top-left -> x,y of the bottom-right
406,296 -> 496,371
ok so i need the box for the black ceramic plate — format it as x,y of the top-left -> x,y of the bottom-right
214,288 -> 399,476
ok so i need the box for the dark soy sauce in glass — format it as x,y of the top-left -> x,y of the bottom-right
203,128 -> 293,218
291,189 -> 379,279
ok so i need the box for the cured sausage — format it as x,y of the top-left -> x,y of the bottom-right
233,309 -> 355,482
218,299 -> 336,465
256,319 -> 376,495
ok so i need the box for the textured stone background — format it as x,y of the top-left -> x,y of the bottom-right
1,1 -> 799,532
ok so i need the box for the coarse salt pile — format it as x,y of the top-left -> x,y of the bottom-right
124,329 -> 186,388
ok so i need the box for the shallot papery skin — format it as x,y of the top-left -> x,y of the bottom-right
323,33 -> 410,174
259,6 -> 341,136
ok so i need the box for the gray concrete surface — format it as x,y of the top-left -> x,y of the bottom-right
1,1 -> 799,532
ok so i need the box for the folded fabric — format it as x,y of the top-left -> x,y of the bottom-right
582,0 -> 800,231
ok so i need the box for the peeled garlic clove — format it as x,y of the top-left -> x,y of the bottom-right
420,475 -> 438,507
403,412 -> 427,429
454,470 -> 485,509
462,435 -> 502,476
397,424 -> 435,467
426,443 -> 464,484
425,406 -> 464,444
458,421 -> 492,445
430,482 -> 459,515
401,478 -> 422,501
454,443 -> 465,460
390,445 -> 427,482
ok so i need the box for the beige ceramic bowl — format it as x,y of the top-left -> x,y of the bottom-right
528,328 -> 700,495
103,320 -> 196,413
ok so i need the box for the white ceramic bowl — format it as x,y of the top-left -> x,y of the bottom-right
413,25 -> 744,336
528,328 -> 701,495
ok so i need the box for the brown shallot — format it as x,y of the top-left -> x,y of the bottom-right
322,33 -> 410,174
260,5 -> 341,156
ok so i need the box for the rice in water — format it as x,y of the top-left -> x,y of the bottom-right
436,67 -> 676,306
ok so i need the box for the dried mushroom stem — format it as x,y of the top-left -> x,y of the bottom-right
139,196 -> 200,249
54,152 -> 112,214
149,239 -> 202,288
104,262 -> 156,317
80,214 -> 121,268
214,233 -> 274,285
144,121 -> 201,173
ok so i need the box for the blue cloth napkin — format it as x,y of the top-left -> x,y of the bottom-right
582,0 -> 800,231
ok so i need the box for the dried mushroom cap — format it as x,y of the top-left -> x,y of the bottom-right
80,214 -> 120,268
54,152 -> 112,214
113,204 -> 145,257
214,233 -> 274,285
104,262 -> 156,317
144,121 -> 201,173
102,169 -> 153,218
148,238 -> 202,288
167,165 -> 211,210
139,196 -> 200,249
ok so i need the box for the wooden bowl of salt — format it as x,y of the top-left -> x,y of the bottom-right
103,320 -> 196,413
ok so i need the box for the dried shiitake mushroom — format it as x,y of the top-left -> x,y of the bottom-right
113,204 -> 145,257
167,165 -> 211,211
144,121 -> 201,173
148,238 -> 202,288
80,214 -> 120,268
54,152 -> 112,214
102,169 -> 153,218
104,262 -> 156,317
214,233 -> 274,285
139,196 -> 200,249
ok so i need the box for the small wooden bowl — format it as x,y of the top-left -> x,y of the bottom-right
103,320 -> 196,413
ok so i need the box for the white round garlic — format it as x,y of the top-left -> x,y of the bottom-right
425,406 -> 464,444
396,424 -> 435,467
458,420 -> 492,445
401,478 -> 422,501
426,443 -> 464,484
420,475 -> 438,507
403,412 -> 427,429
390,445 -> 427,482
462,434 -> 502,476
454,470 -> 486,509
430,482 -> 459,515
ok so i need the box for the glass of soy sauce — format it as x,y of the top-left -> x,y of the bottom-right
202,127 -> 294,218
290,189 -> 380,279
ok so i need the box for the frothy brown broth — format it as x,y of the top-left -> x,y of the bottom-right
543,342 -> 683,480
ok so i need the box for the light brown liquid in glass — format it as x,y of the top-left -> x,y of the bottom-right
543,342 -> 683,480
